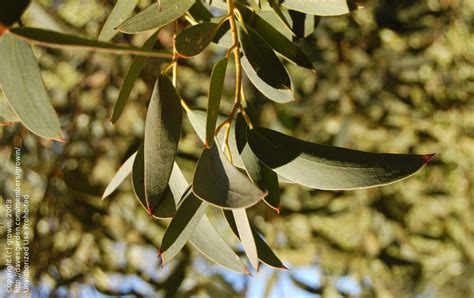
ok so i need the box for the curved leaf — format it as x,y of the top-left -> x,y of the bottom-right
144,75 -> 182,213
206,57 -> 228,147
0,34 -> 62,140
235,114 -> 280,212
233,209 -> 259,270
193,145 -> 266,209
176,22 -> 220,57
102,152 -> 137,199
9,27 -> 172,58
224,210 -> 286,269
247,127 -> 434,190
281,0 -> 363,16
117,0 -> 195,34
111,32 -> 157,124
98,0 -> 139,42
239,24 -> 293,103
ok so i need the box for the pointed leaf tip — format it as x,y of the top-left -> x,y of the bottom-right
421,153 -> 436,164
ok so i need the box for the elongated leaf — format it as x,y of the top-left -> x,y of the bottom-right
144,75 -> 182,212
235,114 -> 280,211
193,145 -> 266,209
288,10 -> 321,40
188,1 -> 214,21
232,209 -> 259,270
0,34 -> 62,140
281,0 -> 362,16
0,92 -> 19,125
160,191 -> 208,264
132,146 -> 176,218
0,0 -> 30,27
102,152 -> 137,199
111,32 -> 157,124
206,57 -> 228,147
9,27 -> 172,58
176,22 -> 220,57
98,0 -> 138,42
117,0 -> 195,34
236,4 -> 313,70
239,25 -> 292,99
224,210 -> 286,269
248,127 -> 435,190
268,0 -> 296,37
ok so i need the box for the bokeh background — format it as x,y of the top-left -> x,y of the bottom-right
1,0 -> 473,297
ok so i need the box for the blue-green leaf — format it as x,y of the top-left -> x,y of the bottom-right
206,57 -> 228,147
176,22 -> 220,57
98,0 -> 139,42
281,0 -> 363,16
102,152 -> 137,199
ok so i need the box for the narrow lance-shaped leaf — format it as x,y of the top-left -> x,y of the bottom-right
0,34 -> 62,140
98,0 -> 138,42
193,145 -> 267,209
176,22 -> 220,57
9,27 -> 172,58
248,127 -> 435,190
239,24 -> 292,99
223,210 -> 286,269
117,0 -> 195,34
232,208 -> 259,270
281,0 -> 363,16
268,0 -> 296,38
102,152 -> 137,199
111,32 -> 157,124
206,57 -> 228,147
131,146 -> 176,218
144,75 -> 182,214
235,114 -> 280,212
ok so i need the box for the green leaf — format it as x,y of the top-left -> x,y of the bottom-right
193,145 -> 267,209
239,26 -> 292,103
132,146 -> 177,218
98,0 -> 139,42
247,127 -> 435,190
223,210 -> 286,269
117,0 -> 195,34
160,191 -> 208,264
235,114 -> 280,212
0,91 -> 19,125
144,75 -> 182,213
0,34 -> 62,140
188,1 -> 214,21
281,0 -> 363,16
206,57 -> 228,147
111,32 -> 157,124
237,4 -> 313,70
287,10 -> 321,40
0,0 -> 30,27
232,209 -> 259,270
9,27 -> 172,58
268,0 -> 296,37
102,152 -> 137,199
176,22 -> 220,57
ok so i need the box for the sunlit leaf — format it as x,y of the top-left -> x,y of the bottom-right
117,0 -> 195,34
98,0 -> 138,42
235,114 -> 280,211
0,92 -> 19,125
248,127 -> 434,190
232,208 -> 259,270
193,145 -> 266,209
144,75 -> 182,213
176,22 -> 220,57
9,27 -> 172,58
0,0 -> 30,27
111,32 -> 157,124
0,34 -> 62,140
206,57 -> 228,147
281,0 -> 363,16
102,152 -> 137,199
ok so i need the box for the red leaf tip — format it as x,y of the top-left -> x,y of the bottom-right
147,207 -> 154,216
421,153 -> 436,164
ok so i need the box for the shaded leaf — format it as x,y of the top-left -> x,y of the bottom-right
111,32 -> 157,124
176,22 -> 220,57
193,145 -> 266,209
117,0 -> 195,34
9,27 -> 172,58
232,208 -> 259,270
288,10 -> 321,39
98,0 -> 138,42
0,34 -> 62,140
281,0 -> 363,16
247,127 -> 434,190
102,152 -> 137,199
144,75 -> 182,213
206,57 -> 228,147
224,210 -> 286,269
188,1 -> 214,21
0,0 -> 30,27
235,114 -> 280,211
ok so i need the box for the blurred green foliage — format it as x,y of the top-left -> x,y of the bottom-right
1,0 -> 473,297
